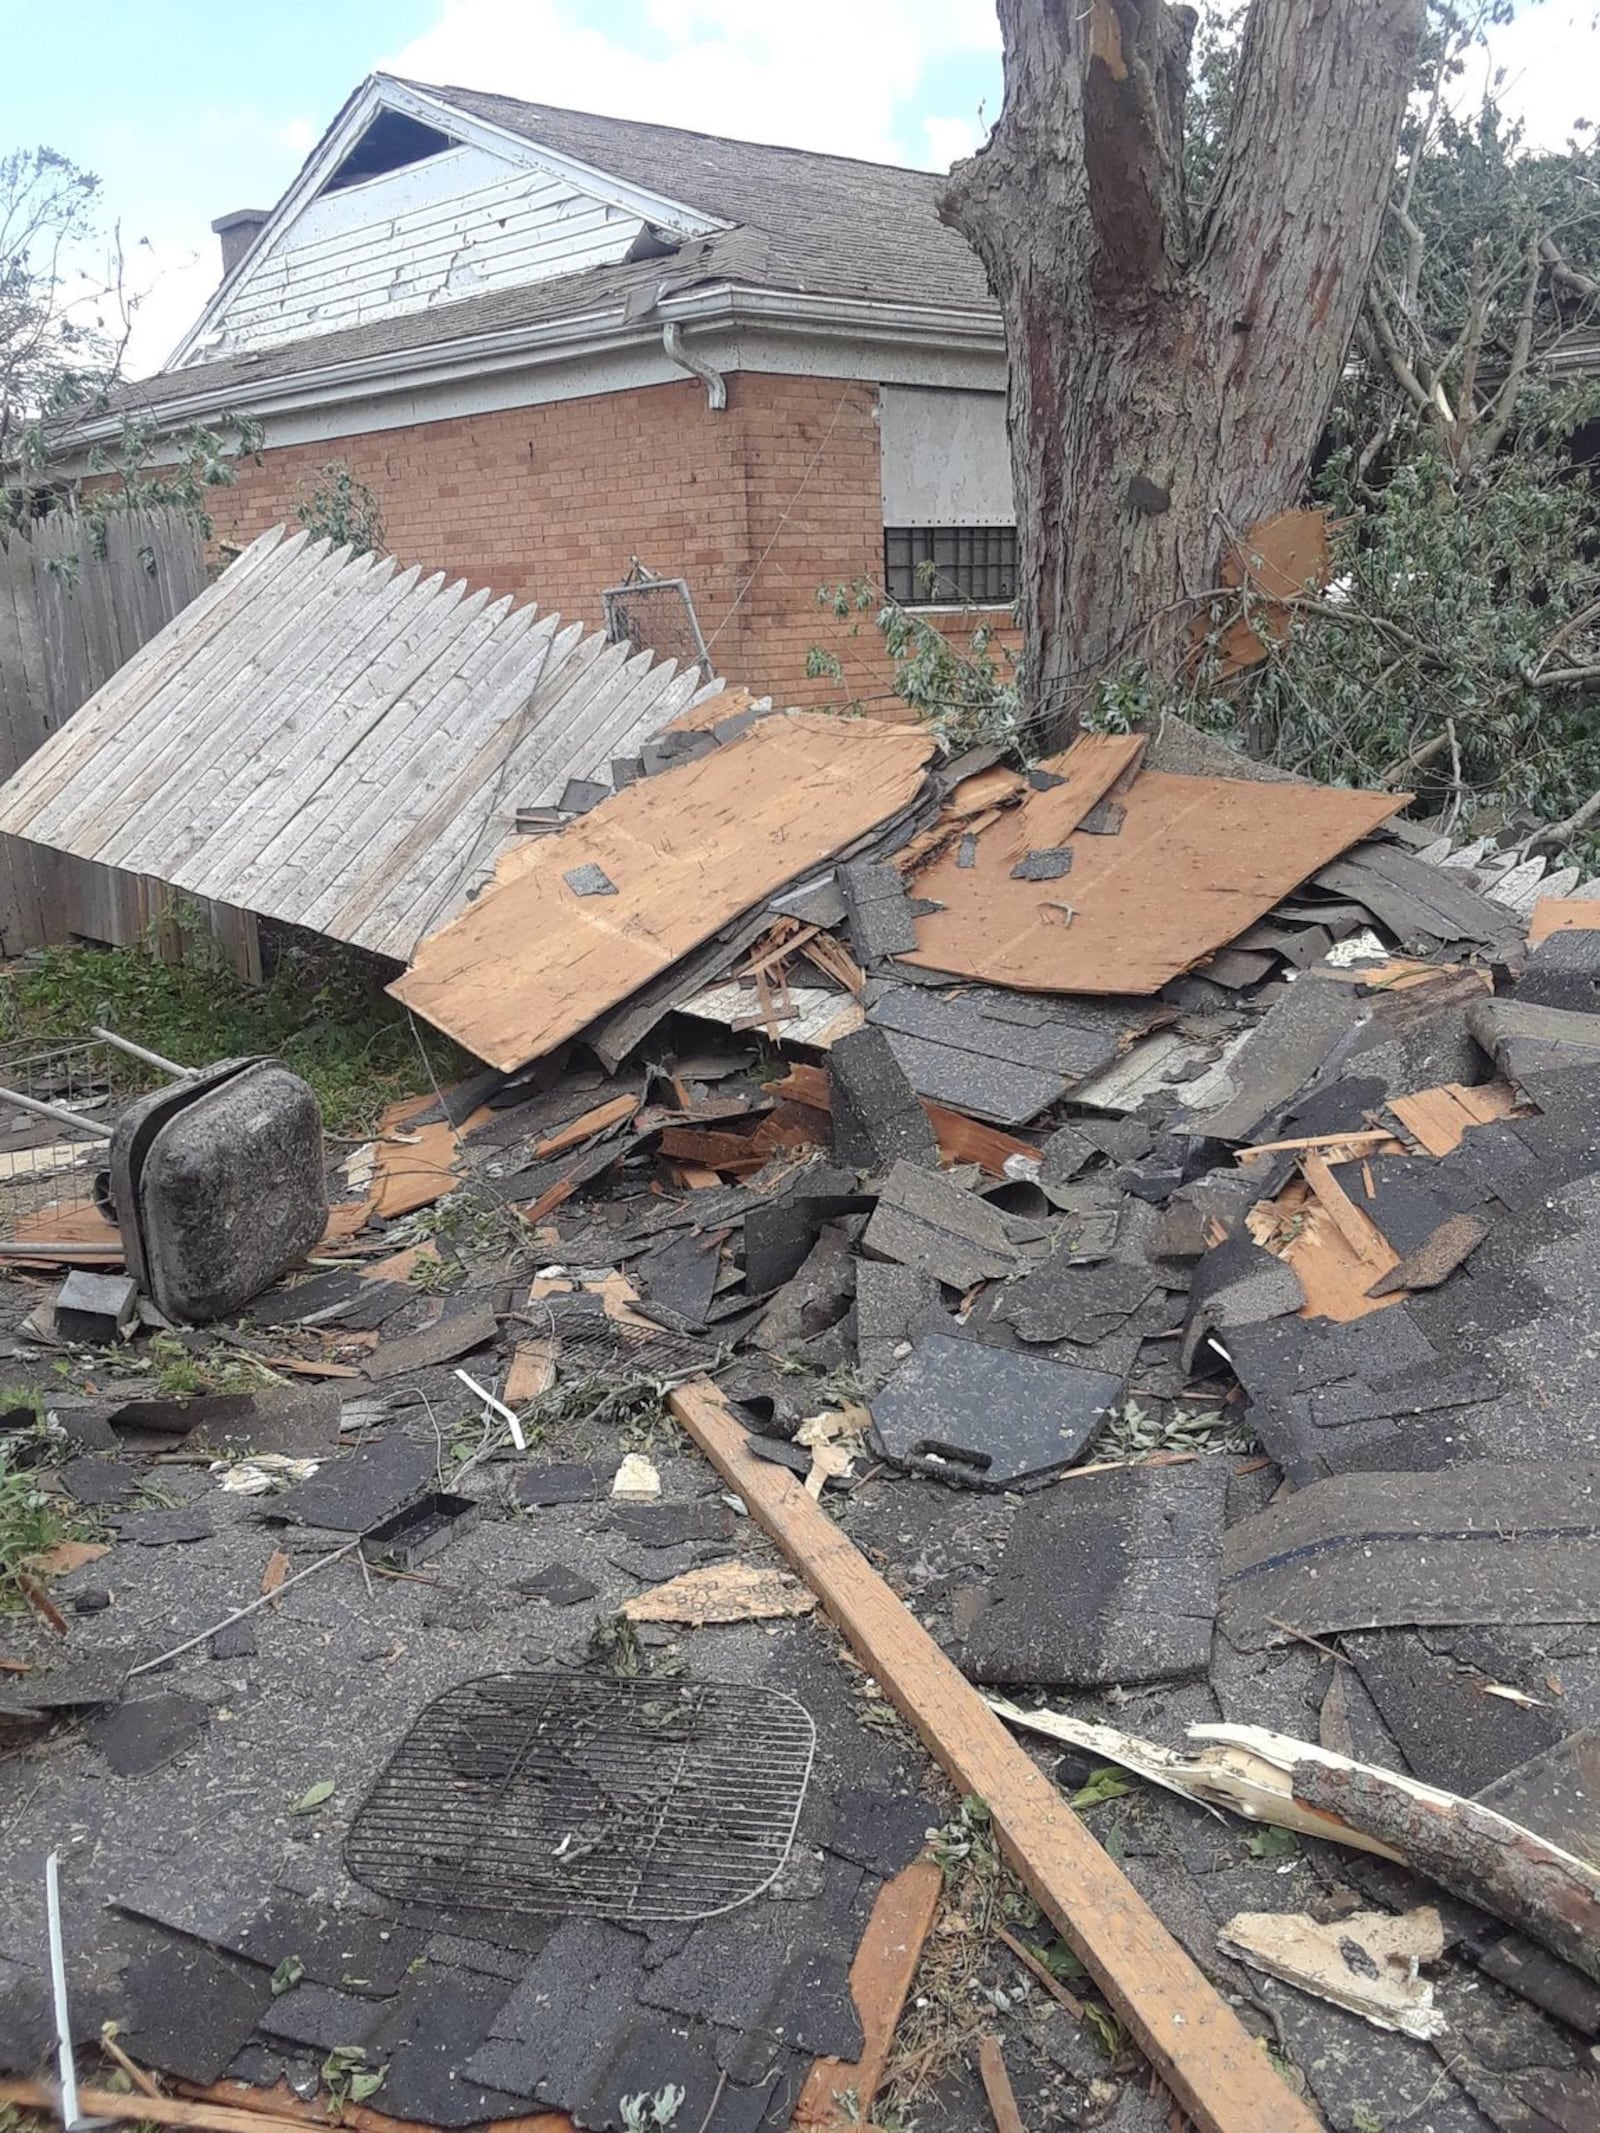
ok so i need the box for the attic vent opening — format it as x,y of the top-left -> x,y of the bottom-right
321,110 -> 460,194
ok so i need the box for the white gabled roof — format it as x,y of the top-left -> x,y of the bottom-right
168,74 -> 728,370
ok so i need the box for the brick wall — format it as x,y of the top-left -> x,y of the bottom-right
199,371 -> 925,708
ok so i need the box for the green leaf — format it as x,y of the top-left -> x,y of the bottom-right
348,2070 -> 386,2102
289,1779 -> 335,1814
1069,1766 -> 1133,1810
1083,2002 -> 1123,2058
1027,1937 -> 1088,1984
269,1955 -> 304,1997
1246,1823 -> 1299,1860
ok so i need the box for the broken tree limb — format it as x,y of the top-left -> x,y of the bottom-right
987,1700 -> 1405,1861
1287,1744 -> 1600,1987
0,2082 -> 327,2133
988,1701 -> 1600,1988
667,1379 -> 1321,2133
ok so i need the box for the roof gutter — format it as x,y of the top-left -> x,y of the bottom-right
661,320 -> 727,410
53,284 -> 1004,457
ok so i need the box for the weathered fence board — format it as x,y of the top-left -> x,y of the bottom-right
0,506 -> 255,971
0,528 -> 724,966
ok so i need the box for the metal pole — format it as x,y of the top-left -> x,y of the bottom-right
89,1026 -> 192,1081
45,1853 -> 83,2132
0,1086 -> 110,1141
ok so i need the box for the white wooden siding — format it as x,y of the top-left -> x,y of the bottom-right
196,144 -> 645,360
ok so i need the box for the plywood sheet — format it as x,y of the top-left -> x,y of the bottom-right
392,714 -> 936,1070
1529,896 -> 1600,946
1387,1080 -> 1519,1156
902,765 -> 1402,997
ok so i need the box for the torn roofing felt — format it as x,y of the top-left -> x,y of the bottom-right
391,713 -> 938,1069
0,525 -> 720,963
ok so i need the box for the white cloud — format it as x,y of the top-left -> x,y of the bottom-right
121,241 -> 220,380
386,0 -> 1000,167
1459,2 -> 1599,150
923,113 -> 987,170
275,116 -> 320,154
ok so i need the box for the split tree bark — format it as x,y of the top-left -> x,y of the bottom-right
942,0 -> 1427,742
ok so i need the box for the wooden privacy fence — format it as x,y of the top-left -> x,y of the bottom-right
0,506 -> 259,968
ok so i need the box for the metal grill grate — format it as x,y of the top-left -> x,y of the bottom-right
345,1672 -> 815,1923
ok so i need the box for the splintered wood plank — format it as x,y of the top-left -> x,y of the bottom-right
320,1201 -> 372,1244
1236,1129 -> 1400,1164
357,1241 -> 439,1286
504,1336 -> 558,1405
621,1562 -> 818,1625
1386,1080 -> 1519,1156
977,2036 -> 1028,2133
529,1092 -> 639,1158
902,758 -> 1401,997
367,1098 -> 497,1219
668,1381 -> 1321,2133
370,1120 -> 463,1219
1300,1153 -> 1401,1283
391,715 -> 937,1071
1248,1182 -> 1403,1324
922,1105 -> 1038,1177
791,1857 -> 943,2129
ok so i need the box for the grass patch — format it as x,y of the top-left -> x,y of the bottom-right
136,1334 -> 274,1398
0,932 -> 470,1136
0,1419 -> 98,1613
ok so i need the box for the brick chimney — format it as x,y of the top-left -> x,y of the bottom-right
212,209 -> 271,277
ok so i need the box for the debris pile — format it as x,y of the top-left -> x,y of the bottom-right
4,691 -> 1600,2133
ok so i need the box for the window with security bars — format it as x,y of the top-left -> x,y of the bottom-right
884,525 -> 1017,607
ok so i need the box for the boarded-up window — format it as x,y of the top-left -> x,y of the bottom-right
879,387 -> 1013,529
879,387 -> 1014,607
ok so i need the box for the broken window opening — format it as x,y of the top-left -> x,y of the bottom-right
320,111 -> 460,195
884,525 -> 1017,608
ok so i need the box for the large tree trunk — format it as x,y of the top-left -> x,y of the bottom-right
942,0 -> 1426,743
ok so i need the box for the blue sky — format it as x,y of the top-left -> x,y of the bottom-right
2,1 -> 1591,377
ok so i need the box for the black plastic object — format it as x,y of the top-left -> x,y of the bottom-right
103,1057 -> 326,1322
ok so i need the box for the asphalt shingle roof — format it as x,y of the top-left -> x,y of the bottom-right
115,80 -> 996,416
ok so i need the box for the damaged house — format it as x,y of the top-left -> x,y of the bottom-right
6,532 -> 1600,2131
68,72 -> 1016,705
